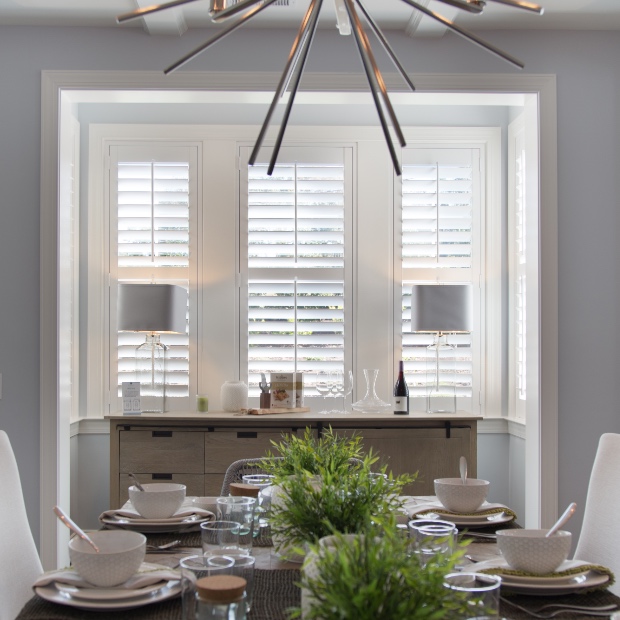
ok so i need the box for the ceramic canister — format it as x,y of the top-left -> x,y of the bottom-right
220,381 -> 248,412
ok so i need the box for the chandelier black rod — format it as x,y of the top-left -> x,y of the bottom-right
400,0 -> 525,69
267,0 -> 324,175
353,0 -> 416,92
346,0 -> 406,148
344,0 -> 402,175
249,0 -> 320,166
163,0 -> 281,74
117,0 -> 202,24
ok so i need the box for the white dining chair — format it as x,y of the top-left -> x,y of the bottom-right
0,430 -> 43,620
573,432 -> 620,596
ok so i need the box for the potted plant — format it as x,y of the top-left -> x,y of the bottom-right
295,524 -> 473,620
261,427 -> 416,559
261,427 -> 366,479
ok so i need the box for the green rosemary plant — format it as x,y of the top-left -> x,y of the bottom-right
261,426 -> 366,480
294,523 -> 472,620
268,451 -> 416,550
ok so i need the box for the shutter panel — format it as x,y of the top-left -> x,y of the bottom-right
243,149 -> 350,399
399,148 -> 476,402
402,151 -> 473,270
113,154 -> 193,404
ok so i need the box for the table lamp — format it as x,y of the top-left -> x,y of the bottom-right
117,283 -> 187,413
411,284 -> 472,414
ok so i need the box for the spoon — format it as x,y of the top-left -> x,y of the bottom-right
129,472 -> 145,491
459,456 -> 468,485
53,506 -> 100,553
546,501 -> 577,537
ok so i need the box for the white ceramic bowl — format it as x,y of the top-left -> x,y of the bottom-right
496,529 -> 571,575
434,478 -> 490,513
129,482 -> 186,519
69,530 -> 146,587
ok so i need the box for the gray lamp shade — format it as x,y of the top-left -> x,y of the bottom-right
117,283 -> 187,334
411,284 -> 473,333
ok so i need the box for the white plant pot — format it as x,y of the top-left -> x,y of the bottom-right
220,380 -> 248,412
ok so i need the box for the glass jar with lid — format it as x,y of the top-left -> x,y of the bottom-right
196,575 -> 247,620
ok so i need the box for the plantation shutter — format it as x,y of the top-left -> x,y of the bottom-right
399,148 -> 479,405
110,145 -> 197,408
240,146 -> 352,398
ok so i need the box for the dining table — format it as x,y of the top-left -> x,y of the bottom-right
17,518 -> 620,619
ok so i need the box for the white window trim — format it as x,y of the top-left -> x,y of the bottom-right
42,71 -> 557,569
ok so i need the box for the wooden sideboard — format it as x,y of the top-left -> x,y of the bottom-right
106,411 -> 481,508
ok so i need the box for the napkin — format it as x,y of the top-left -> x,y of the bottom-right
99,498 -> 215,523
473,557 -> 615,589
407,500 -> 517,521
33,561 -> 181,591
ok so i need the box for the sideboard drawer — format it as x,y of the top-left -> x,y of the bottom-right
119,430 -> 204,474
204,430 -> 288,473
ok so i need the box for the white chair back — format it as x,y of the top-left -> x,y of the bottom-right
573,432 -> 620,596
0,430 -> 43,620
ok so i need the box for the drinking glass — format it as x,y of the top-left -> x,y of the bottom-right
443,572 -> 502,619
208,553 -> 256,613
200,520 -> 242,557
216,496 -> 257,555
179,554 -> 234,620
242,474 -> 275,529
408,519 -> 457,566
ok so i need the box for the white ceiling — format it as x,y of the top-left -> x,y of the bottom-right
0,0 -> 619,34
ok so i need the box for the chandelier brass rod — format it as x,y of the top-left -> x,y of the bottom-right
117,0 -> 201,24
344,0 -> 402,175
486,0 -> 544,14
400,0 -> 524,69
210,0 -> 268,23
353,0 -> 416,92
267,0 -> 324,175
435,0 -> 484,13
249,0 -> 320,167
345,0 -> 406,148
163,0 -> 280,74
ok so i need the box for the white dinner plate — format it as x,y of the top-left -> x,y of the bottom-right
473,559 -> 611,596
414,510 -> 514,528
36,579 -> 181,611
55,581 -> 167,601
100,513 -> 209,532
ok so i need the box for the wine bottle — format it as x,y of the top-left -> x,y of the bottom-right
393,360 -> 409,415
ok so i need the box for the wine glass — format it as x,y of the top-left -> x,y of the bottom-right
328,371 -> 345,414
314,371 -> 332,414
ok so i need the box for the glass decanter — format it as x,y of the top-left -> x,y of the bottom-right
351,369 -> 391,412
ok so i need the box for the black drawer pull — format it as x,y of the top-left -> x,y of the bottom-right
237,432 -> 258,439
152,431 -> 173,438
152,473 -> 173,480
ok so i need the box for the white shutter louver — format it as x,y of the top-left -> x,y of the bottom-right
243,150 -> 350,399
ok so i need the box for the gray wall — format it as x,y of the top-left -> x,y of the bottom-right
0,24 -> 619,548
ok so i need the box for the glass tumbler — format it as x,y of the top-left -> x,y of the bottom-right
201,520 -> 242,557
216,497 -> 257,555
444,572 -> 502,619
242,474 -> 275,529
179,554 -> 235,620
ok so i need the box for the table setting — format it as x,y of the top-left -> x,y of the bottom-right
17,432 -> 620,619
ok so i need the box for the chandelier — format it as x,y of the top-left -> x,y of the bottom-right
117,0 -> 544,175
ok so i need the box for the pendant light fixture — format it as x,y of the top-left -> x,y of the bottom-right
117,0 -> 544,175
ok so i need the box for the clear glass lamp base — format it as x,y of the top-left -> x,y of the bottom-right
351,369 -> 391,413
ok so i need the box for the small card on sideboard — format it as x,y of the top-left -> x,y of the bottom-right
122,382 -> 142,415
